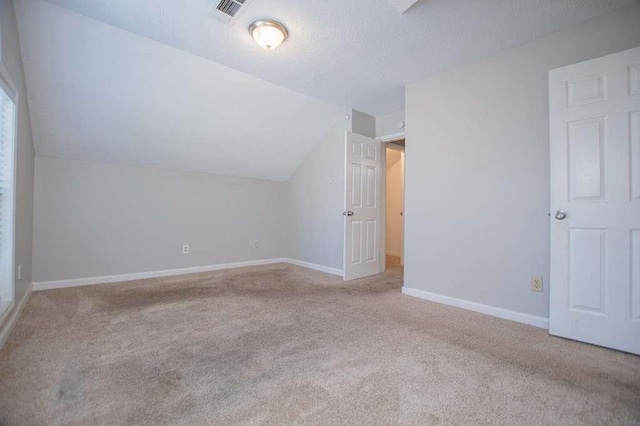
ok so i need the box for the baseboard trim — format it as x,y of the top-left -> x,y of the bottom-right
402,287 -> 549,329
283,258 -> 344,277
0,283 -> 33,348
33,258 -> 289,291
0,301 -> 15,331
32,257 -> 346,291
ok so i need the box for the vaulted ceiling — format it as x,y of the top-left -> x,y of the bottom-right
15,0 -> 636,180
29,0 -> 635,115
16,0 -> 346,181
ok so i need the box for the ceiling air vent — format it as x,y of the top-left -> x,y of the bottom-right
208,0 -> 252,25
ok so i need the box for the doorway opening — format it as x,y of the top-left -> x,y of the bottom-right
384,139 -> 404,272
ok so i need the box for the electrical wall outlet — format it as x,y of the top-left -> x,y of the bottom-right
17,264 -> 22,280
182,245 -> 189,254
531,276 -> 543,292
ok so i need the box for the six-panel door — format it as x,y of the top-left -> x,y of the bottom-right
549,46 -> 640,354
344,132 -> 382,281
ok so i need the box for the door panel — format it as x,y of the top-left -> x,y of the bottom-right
351,221 -> 362,264
630,64 -> 640,96
366,220 -> 376,261
366,166 -> 377,207
568,117 -> 605,200
550,46 -> 640,355
352,164 -> 362,206
631,229 -> 640,322
568,228 -> 606,313
631,111 -> 640,200
344,131 -> 382,281
567,73 -> 606,107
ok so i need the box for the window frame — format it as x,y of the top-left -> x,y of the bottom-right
0,60 -> 19,314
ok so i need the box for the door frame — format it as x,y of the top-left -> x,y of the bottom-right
377,132 -> 405,273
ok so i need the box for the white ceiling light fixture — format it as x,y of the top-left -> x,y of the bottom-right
249,20 -> 288,50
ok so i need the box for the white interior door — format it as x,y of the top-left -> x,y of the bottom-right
549,46 -> 640,355
344,131 -> 382,281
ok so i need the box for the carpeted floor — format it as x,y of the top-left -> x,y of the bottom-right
1,257 -> 639,425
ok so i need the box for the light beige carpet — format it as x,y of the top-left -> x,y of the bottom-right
1,259 -> 639,425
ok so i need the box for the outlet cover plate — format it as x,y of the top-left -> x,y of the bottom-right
531,277 -> 543,292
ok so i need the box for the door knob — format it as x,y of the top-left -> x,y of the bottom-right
343,211 -> 354,216
555,210 -> 567,220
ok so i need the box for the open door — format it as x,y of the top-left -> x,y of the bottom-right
344,131 -> 383,281
549,46 -> 640,354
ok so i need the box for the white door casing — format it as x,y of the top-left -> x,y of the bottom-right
400,150 -> 405,266
549,46 -> 640,355
344,131 -> 383,281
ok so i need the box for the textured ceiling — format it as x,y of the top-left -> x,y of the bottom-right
32,0 -> 637,115
15,0 -> 347,181
386,0 -> 422,14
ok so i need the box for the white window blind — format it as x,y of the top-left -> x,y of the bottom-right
0,95 -> 10,248
0,88 -> 15,308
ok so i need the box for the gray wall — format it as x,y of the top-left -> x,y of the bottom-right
376,110 -> 405,138
404,4 -> 640,319
32,108 -> 377,282
286,109 -> 374,271
0,0 -> 35,302
351,109 -> 376,138
286,112 -> 352,271
33,157 -> 287,282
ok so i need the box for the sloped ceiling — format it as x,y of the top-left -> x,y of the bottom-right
30,0 -> 637,115
15,0 -> 636,180
15,0 -> 347,181
386,0 -> 422,14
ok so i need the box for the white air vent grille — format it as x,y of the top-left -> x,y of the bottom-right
208,0 -> 252,25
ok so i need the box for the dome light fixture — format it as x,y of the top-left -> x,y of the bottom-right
249,19 -> 288,50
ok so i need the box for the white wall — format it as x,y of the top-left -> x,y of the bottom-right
376,110 -> 405,138
287,114 -> 351,271
0,0 -> 35,303
385,148 -> 403,257
351,110 -> 376,138
15,0 -> 345,182
33,156 -> 287,282
404,4 -> 640,319
287,109 -> 374,271
33,108 -> 375,282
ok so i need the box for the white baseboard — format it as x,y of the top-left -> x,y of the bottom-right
402,287 -> 549,329
284,258 -> 344,277
0,283 -> 33,348
32,257 -> 345,291
0,301 -> 14,331
33,258 -> 289,291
